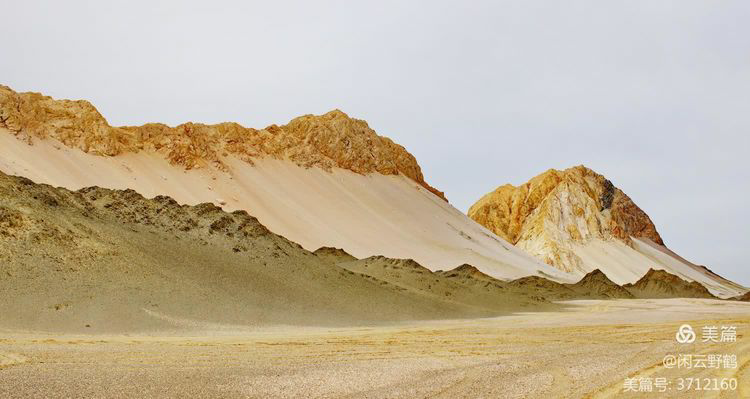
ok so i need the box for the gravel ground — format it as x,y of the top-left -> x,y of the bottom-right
1,299 -> 748,398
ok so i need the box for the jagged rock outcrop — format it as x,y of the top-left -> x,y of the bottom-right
623,269 -> 716,299
506,275 -> 578,300
438,264 -> 497,282
354,256 -> 434,274
313,247 -> 358,263
568,269 -> 634,299
337,257 -> 555,310
468,165 -> 662,272
507,269 -> 633,300
0,85 -> 445,200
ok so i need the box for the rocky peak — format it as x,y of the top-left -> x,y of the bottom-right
624,268 -> 715,299
468,165 -> 663,272
0,85 -> 445,201
569,269 -> 634,299
439,264 -> 492,280
313,246 -> 358,263
576,269 -> 611,285
452,264 -> 482,274
364,257 -> 431,273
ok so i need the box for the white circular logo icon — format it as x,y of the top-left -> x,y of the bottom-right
676,324 -> 696,344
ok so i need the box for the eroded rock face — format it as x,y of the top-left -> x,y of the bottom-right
468,166 -> 662,272
0,85 -> 445,200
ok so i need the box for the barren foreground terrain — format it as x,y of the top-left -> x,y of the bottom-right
1,299 -> 748,398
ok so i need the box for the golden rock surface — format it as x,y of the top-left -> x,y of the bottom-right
469,166 -> 663,272
0,85 -> 445,200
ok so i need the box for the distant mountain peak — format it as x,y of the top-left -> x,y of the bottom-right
570,269 -> 634,299
469,165 -> 663,272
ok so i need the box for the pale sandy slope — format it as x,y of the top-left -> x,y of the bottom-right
0,130 -> 568,282
569,238 -> 746,298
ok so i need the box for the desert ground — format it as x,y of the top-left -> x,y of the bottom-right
1,298 -> 748,398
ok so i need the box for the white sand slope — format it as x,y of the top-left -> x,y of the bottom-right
569,238 -> 745,298
0,130 -> 568,282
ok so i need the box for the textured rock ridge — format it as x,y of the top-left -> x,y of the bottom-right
506,269 -> 635,300
313,247 -> 358,263
0,85 -> 445,200
468,165 -> 663,272
568,269 -> 634,299
438,264 -> 496,281
623,269 -> 716,299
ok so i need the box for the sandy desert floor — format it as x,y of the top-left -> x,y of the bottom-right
1,298 -> 748,398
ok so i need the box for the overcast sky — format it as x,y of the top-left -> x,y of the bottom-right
2,1 -> 748,285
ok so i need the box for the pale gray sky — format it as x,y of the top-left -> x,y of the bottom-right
2,1 -> 749,285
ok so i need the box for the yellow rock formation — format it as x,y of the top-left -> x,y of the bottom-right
468,166 -> 663,272
0,85 -> 445,200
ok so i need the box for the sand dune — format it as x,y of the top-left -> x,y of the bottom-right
0,130 -> 568,283
0,86 -> 561,283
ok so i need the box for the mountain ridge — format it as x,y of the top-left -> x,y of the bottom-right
0,85 -> 565,285
2,169 -> 742,334
1,86 -> 745,298
0,85 -> 445,200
